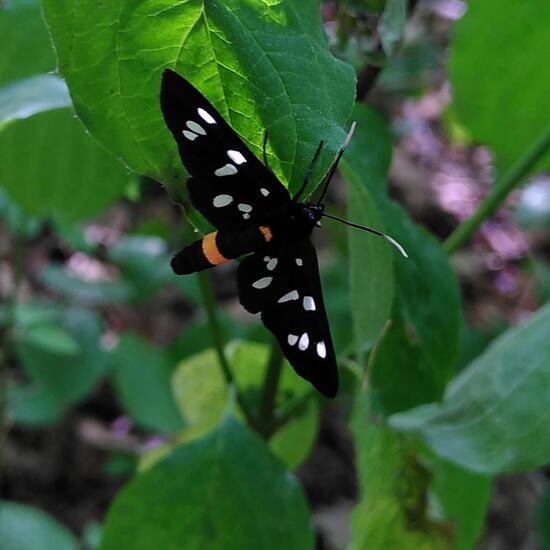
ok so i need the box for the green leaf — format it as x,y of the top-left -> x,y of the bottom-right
349,390 -> 449,550
390,302 -> 550,474
170,342 -> 318,469
0,0 -> 56,85
0,108 -> 131,223
0,75 -> 70,127
449,1 -> 550,175
343,105 -> 462,412
0,500 -> 78,550
42,0 -> 355,197
39,265 -> 132,306
0,1 -> 130,223
101,416 -> 314,550
428,452 -> 492,550
15,307 -> 108,405
16,322 -> 80,356
379,0 -> 407,56
269,399 -> 319,470
7,381 -> 64,426
343,112 -> 393,356
110,333 -> 184,434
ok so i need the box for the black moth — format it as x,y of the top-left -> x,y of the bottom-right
160,69 -> 405,398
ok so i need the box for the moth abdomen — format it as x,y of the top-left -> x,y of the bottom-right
171,226 -> 274,275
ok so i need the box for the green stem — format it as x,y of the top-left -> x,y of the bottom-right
196,271 -> 255,426
444,127 -> 550,254
258,339 -> 284,434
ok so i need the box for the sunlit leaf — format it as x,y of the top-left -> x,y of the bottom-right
43,0 -> 355,199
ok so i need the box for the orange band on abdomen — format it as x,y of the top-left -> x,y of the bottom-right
259,226 -> 273,242
202,232 -> 229,266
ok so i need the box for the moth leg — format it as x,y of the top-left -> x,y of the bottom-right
262,130 -> 275,175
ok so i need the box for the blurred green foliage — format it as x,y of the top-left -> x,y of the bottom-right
1,0 -> 550,549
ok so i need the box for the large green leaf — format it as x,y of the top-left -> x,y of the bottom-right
42,0 -> 356,198
0,1 -> 129,223
342,105 -> 462,412
101,415 -> 314,550
111,332 -> 185,434
349,390 -> 449,550
449,1 -> 550,175
0,501 -> 78,550
390,302 -> 550,474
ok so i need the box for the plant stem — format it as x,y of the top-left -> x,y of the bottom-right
196,271 -> 255,427
258,339 -> 284,434
444,127 -> 550,254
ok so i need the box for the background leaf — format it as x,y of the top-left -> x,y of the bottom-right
449,0 -> 550,175
349,390 -> 449,550
101,416 -> 314,550
0,501 -> 78,550
345,153 -> 393,356
379,0 -> 407,56
342,105 -> 462,412
15,306 -> 108,407
169,342 -> 319,469
0,75 -> 70,127
111,332 -> 185,434
427,451 -> 492,550
390,302 -> 550,474
42,0 -> 356,198
0,1 -> 129,223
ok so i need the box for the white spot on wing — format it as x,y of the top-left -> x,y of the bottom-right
238,204 -> 252,213
214,164 -> 238,177
288,334 -> 298,346
227,150 -> 247,165
260,188 -> 270,197
303,296 -> 316,311
278,290 -> 299,303
183,130 -> 198,141
298,333 -> 309,351
186,121 -> 206,135
295,258 -> 303,266
266,258 -> 278,271
253,277 -> 273,289
213,194 -> 233,208
317,341 -> 327,359
243,213 -> 250,220
197,108 -> 216,124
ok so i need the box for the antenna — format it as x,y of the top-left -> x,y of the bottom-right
294,140 -> 324,201
316,121 -> 357,205
322,212 -> 408,258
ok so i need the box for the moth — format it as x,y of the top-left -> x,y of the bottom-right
160,69 -> 406,398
